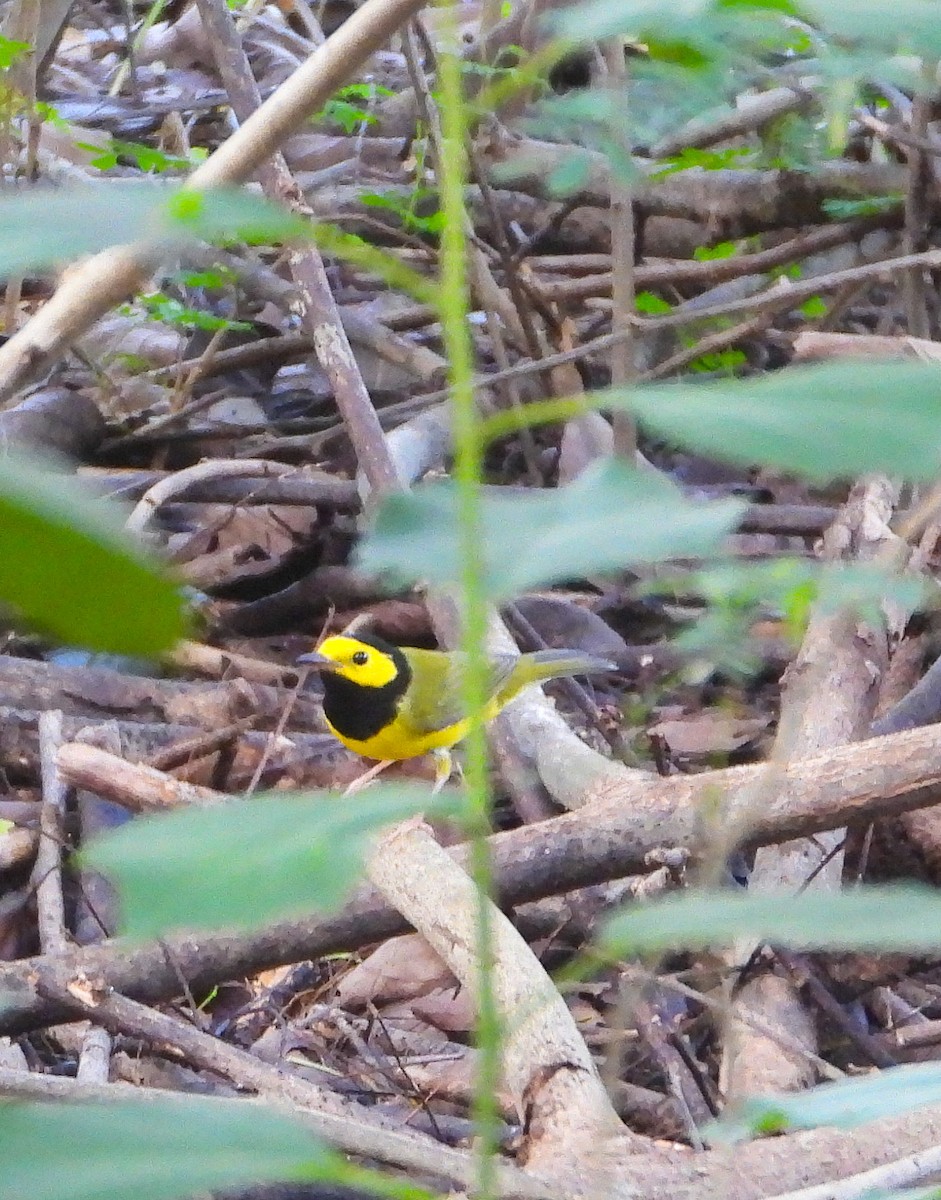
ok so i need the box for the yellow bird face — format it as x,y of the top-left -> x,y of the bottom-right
300,634 -> 400,689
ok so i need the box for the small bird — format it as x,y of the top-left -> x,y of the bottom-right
298,631 -> 615,793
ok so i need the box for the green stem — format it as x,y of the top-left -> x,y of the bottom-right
435,23 -> 501,1200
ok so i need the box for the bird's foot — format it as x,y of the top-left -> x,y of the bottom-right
430,748 -> 455,796
343,760 -> 393,796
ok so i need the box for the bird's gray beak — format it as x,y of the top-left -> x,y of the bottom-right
296,652 -> 340,671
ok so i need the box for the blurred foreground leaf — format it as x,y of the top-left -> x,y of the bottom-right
359,459 -> 744,599
83,785 -> 462,939
713,1063 -> 941,1144
602,885 -> 941,958
0,1096 -> 330,1200
603,363 -> 941,482
0,452 -> 186,655
0,184 -> 308,279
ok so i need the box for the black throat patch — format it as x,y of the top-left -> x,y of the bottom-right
320,642 -> 412,742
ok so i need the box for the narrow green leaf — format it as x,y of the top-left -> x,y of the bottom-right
0,184 -> 308,279
0,1096 -> 330,1200
0,452 -> 186,655
82,785 -> 463,939
602,885 -> 941,957
712,1064 -> 941,1144
358,459 -> 744,600
602,363 -> 941,482
668,559 -> 932,625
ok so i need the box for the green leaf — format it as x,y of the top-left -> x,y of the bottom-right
801,0 -> 941,55
0,184 -> 309,280
0,1096 -> 330,1200
655,558 -> 932,641
798,295 -> 827,318
138,292 -> 252,333
552,0 -> 713,43
693,240 -> 740,261
601,884 -> 941,957
546,152 -> 592,196
358,459 -> 744,600
713,1064 -> 941,1145
82,784 -> 464,939
821,195 -> 902,221
0,35 -> 31,68
602,362 -> 941,481
0,451 -> 186,655
635,290 -> 673,314
655,147 -> 754,178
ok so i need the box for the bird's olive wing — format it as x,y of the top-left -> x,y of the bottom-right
403,650 -> 519,735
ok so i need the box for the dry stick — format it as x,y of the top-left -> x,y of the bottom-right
7,721 -> 941,1038
763,1144 -> 941,1200
648,84 -> 813,159
627,966 -> 842,1084
399,20 -> 539,473
199,3 -> 626,1174
627,245 -> 941,332
630,995 -> 712,1147
456,140 -> 550,482
126,459 -> 297,533
57,743 -> 226,813
773,949 -> 897,1070
721,479 -> 902,1102
30,711 -> 70,956
902,67 -> 933,339
857,110 -> 941,158
0,0 -> 431,403
535,221 -> 878,302
644,310 -> 774,382
365,821 -> 632,1170
75,1026 -> 112,1084
403,20 -> 530,355
193,0 -> 400,497
502,600 -> 631,762
603,38 -> 637,459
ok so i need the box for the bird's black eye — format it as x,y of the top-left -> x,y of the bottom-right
352,650 -> 368,666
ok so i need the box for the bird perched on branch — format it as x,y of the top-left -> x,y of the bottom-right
299,630 -> 614,793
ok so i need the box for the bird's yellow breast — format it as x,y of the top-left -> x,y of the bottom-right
323,711 -> 467,762
324,694 -> 504,763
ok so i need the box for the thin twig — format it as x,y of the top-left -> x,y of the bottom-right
31,710 -> 70,956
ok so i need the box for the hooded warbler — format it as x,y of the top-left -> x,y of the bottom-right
299,631 -> 615,792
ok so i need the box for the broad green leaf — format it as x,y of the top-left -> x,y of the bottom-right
82,784 -> 463,939
0,451 -> 186,655
551,0 -> 941,49
547,153 -> 593,196
0,1095 -> 330,1200
552,0 -> 714,41
802,0 -> 941,56
551,0 -> 797,45
602,363 -> 941,482
358,459 -> 744,600
602,886 -> 941,957
712,1064 -> 941,1144
0,184 -> 308,279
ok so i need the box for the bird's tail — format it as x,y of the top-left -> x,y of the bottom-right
497,650 -> 615,705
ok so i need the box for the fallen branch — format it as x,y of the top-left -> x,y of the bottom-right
367,820 -> 633,1170
2,722 -> 941,1035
